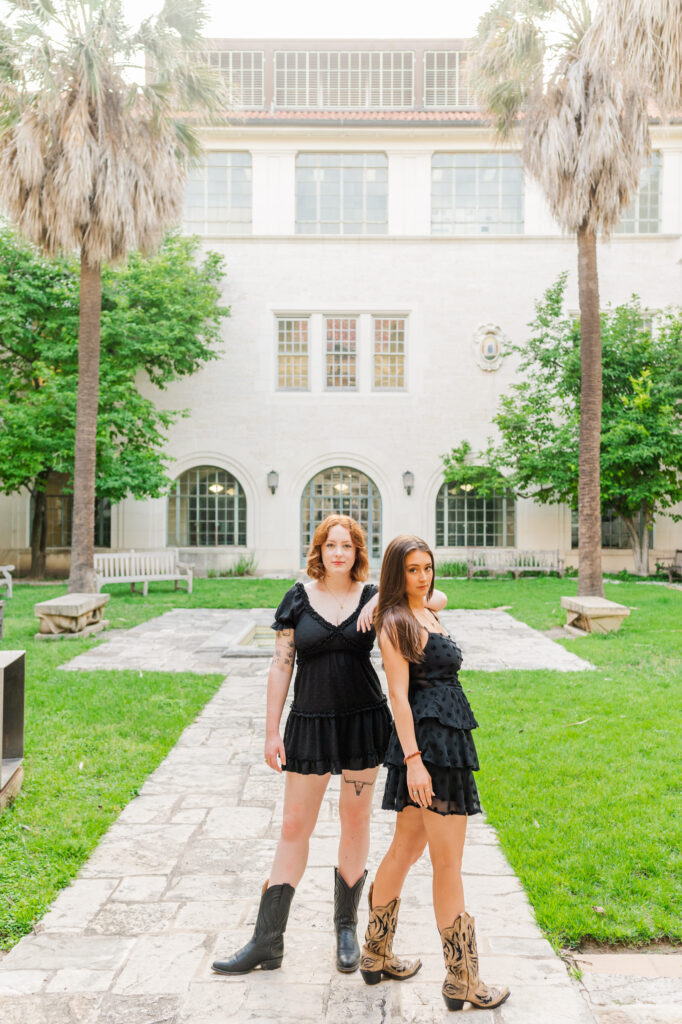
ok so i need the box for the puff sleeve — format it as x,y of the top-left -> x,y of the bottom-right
271,584 -> 303,631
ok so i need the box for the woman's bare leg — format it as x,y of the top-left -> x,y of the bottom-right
337,767 -> 379,884
268,771 -> 330,886
421,811 -> 467,929
371,806 -> 427,906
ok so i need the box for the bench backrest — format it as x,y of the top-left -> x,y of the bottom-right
467,549 -> 561,567
94,550 -> 180,578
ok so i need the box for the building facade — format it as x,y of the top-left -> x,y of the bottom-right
2,39 -> 682,574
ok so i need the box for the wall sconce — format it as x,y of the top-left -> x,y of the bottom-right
267,470 -> 279,495
402,470 -> 415,496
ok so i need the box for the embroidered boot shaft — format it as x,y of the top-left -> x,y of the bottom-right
360,883 -> 421,985
440,912 -> 510,1011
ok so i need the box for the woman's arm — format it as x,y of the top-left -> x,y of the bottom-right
426,587 -> 447,612
264,629 -> 296,773
379,631 -> 435,808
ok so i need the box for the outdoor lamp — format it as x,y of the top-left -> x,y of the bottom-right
402,471 -> 415,496
267,470 -> 279,495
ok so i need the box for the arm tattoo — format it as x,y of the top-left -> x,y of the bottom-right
342,772 -> 376,796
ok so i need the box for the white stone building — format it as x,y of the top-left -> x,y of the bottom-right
2,39 -> 681,575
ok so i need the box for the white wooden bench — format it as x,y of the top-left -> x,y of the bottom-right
0,565 -> 14,599
467,549 -> 565,580
94,550 -> 193,596
655,549 -> 682,583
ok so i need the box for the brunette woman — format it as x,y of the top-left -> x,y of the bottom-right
212,515 -> 445,976
359,535 -> 510,1012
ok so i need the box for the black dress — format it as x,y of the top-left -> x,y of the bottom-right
382,628 -> 482,816
271,581 -> 392,775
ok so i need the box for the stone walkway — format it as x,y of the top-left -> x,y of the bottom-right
61,608 -> 594,675
0,659 -> 597,1024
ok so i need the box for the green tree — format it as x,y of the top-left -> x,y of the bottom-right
472,0 -> 651,596
0,0 -> 227,591
443,276 -> 682,575
0,228 -> 228,576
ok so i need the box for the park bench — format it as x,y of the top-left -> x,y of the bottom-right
94,549 -> 193,595
466,549 -> 565,580
0,651 -> 25,811
655,549 -> 682,583
0,565 -> 14,599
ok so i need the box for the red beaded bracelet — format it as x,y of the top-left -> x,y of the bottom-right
403,750 -> 422,764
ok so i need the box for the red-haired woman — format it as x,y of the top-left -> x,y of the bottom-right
359,535 -> 510,1013
213,515 -> 445,977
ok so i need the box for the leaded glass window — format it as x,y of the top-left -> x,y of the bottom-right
326,318 -> 358,389
436,483 -> 515,547
168,467 -> 246,547
432,153 -> 524,235
277,318 -> 309,390
35,473 -> 111,548
615,153 -> 661,234
296,153 -> 388,235
571,508 -> 653,549
373,317 -> 406,390
301,467 -> 382,563
184,152 -> 252,236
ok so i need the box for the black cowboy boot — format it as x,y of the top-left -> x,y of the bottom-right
333,867 -> 367,973
212,880 -> 295,975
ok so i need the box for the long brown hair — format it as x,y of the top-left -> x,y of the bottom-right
306,514 -> 370,581
375,535 -> 435,662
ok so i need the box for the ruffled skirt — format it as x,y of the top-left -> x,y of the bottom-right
283,700 -> 392,775
381,683 -> 481,816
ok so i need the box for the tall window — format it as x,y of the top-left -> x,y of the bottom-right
301,467 -> 382,563
571,508 -> 652,549
436,483 -> 515,547
296,153 -> 388,235
615,153 -> 661,234
277,318 -> 309,390
373,317 -> 406,390
184,152 -> 252,235
424,51 -> 473,108
325,318 -> 358,389
38,473 -> 111,548
168,467 -> 246,547
432,153 -> 524,235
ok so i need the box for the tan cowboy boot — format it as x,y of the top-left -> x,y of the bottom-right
440,912 -> 510,1011
359,883 -> 421,985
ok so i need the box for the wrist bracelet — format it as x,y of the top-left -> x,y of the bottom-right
403,750 -> 422,764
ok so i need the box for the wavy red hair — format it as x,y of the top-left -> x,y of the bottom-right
306,514 -> 370,581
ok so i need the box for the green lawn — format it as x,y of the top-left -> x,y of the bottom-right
0,576 -> 680,951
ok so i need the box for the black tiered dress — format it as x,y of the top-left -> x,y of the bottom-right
382,628 -> 482,816
271,582 -> 392,775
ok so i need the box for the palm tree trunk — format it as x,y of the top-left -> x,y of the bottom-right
29,470 -> 49,578
67,256 -> 101,593
576,224 -> 605,598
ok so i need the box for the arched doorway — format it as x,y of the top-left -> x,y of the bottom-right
301,466 -> 382,565
168,466 -> 247,547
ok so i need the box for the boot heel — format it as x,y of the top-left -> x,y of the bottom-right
361,969 -> 383,986
260,957 -> 283,971
443,995 -> 465,1011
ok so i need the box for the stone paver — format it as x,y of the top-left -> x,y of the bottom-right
60,607 -> 594,674
0,655 -> 606,1024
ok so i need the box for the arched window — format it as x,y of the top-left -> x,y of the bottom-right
436,483 -> 515,547
168,466 -> 246,547
301,467 -> 382,563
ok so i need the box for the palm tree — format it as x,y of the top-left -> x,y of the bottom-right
472,0 -> 650,596
585,0 -> 682,111
0,0 -> 226,591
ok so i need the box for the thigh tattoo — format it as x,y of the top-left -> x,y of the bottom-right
342,772 -> 376,797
